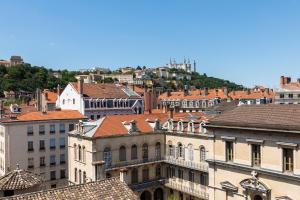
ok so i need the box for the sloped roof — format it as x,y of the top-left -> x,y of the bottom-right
1,177 -> 137,200
71,83 -> 140,99
1,110 -> 85,123
208,104 -> 300,131
43,90 -> 57,103
0,168 -> 42,190
229,90 -> 274,100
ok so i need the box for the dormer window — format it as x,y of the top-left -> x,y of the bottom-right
129,120 -> 138,133
168,120 -> 173,132
177,121 -> 184,132
200,123 -> 206,134
154,119 -> 160,131
188,122 -> 194,133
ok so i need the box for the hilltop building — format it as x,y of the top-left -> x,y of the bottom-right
166,58 -> 196,73
0,56 -> 24,67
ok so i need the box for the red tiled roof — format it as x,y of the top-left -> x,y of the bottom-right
229,90 -> 274,100
92,112 -> 210,138
281,82 -> 300,90
1,110 -> 85,123
71,83 -> 140,99
44,91 -> 57,104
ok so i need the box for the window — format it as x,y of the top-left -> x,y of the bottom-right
155,142 -> 161,159
40,157 -> 45,167
59,124 -> 65,133
50,155 -> 56,165
200,146 -> 206,162
177,143 -> 184,158
27,126 -> 33,135
200,173 -> 208,186
280,94 -> 284,99
59,137 -> 65,149
60,169 -> 66,179
90,115 -> 94,120
142,168 -> 149,182
83,171 -> 86,183
188,144 -> 193,161
119,146 -> 126,161
142,143 -> 148,161
178,169 -> 183,179
50,138 -> 56,149
39,125 -> 45,134
50,124 -> 55,134
97,115 -> 101,119
28,141 -> 34,152
131,168 -> 138,184
251,144 -> 261,167
225,141 -> 233,162
28,158 -> 34,169
74,168 -> 77,182
39,140 -> 45,150
50,171 -> 56,180
78,145 -> 82,161
155,166 -> 161,178
188,122 -> 194,133
283,148 -> 293,172
178,121 -> 184,132
60,154 -> 65,164
103,147 -> 112,168
200,123 -> 205,134
189,171 -> 194,182
74,144 -> 77,160
63,99 -> 65,105
73,98 -> 75,104
131,145 -> 138,160
79,169 -> 82,184
82,146 -> 86,162
288,94 -> 293,99
168,142 -> 174,157
69,124 -> 75,131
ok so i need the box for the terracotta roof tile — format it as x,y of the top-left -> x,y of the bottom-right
159,89 -> 228,101
44,90 -> 57,103
2,177 -> 137,200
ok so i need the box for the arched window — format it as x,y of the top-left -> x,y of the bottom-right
119,145 -> 126,161
103,147 -> 112,168
82,146 -> 86,163
155,142 -> 161,159
74,144 -> 77,160
131,145 -> 137,160
79,170 -> 82,184
74,168 -> 77,182
200,146 -> 206,162
131,168 -> 138,184
167,141 -> 174,157
142,167 -> 149,182
188,144 -> 194,161
142,143 -> 148,161
78,145 -> 82,161
178,121 -> 184,132
168,120 -> 173,132
200,123 -> 205,134
83,171 -> 86,183
177,143 -> 184,158
188,122 -> 194,133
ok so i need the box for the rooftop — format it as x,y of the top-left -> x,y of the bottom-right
1,177 -> 137,200
71,83 -> 141,99
207,104 -> 300,132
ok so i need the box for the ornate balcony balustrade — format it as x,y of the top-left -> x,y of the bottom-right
165,156 -> 208,172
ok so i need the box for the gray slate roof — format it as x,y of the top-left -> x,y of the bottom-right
1,178 -> 137,200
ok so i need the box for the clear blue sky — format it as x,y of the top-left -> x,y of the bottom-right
1,0 -> 300,87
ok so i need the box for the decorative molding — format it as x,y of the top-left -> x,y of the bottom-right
246,139 -> 264,144
276,142 -> 298,148
220,181 -> 238,192
240,171 -> 270,194
221,136 -> 236,141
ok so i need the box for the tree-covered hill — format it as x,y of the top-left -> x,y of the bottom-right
0,64 -> 77,97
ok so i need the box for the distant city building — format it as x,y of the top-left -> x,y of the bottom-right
0,110 -> 85,189
76,73 -> 134,84
166,58 -> 196,73
56,78 -> 144,119
0,56 -> 24,67
275,76 -> 300,104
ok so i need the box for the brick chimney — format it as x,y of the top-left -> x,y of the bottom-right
280,76 -> 285,86
78,77 -> 84,95
183,85 -> 189,96
57,84 -> 61,95
167,89 -> 171,97
204,87 -> 209,96
36,88 -> 42,111
224,87 -> 228,96
144,87 -> 152,114
169,108 -> 174,119
119,168 -> 128,183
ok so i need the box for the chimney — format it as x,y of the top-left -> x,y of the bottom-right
167,89 -> 171,97
169,108 -> 174,119
246,89 -> 251,95
36,88 -> 42,111
119,168 -> 128,184
265,88 -> 270,95
183,85 -> 189,96
144,87 -> 152,114
57,84 -> 61,95
297,78 -> 300,84
224,87 -> 228,96
204,87 -> 208,96
286,77 -> 291,84
78,77 -> 84,95
280,76 -> 285,86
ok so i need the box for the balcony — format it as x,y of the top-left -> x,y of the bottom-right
130,178 -> 165,191
165,178 -> 209,200
105,157 -> 163,171
165,156 -> 208,172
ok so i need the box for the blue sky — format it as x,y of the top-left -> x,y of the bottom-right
1,0 -> 300,87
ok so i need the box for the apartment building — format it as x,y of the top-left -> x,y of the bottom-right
0,110 -> 85,189
68,111 -> 212,200
56,78 -> 144,119
275,76 -> 300,104
205,104 -> 300,200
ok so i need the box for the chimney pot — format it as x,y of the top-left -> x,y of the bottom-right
78,77 -> 84,95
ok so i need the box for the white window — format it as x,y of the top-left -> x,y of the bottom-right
188,144 -> 193,161
103,147 -> 112,168
200,146 -> 206,162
